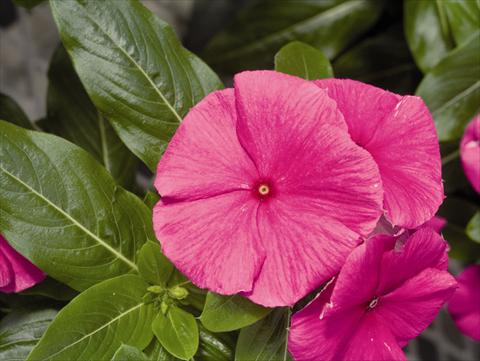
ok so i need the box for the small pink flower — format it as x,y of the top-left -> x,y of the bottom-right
460,115 -> 480,193
448,264 -> 480,341
153,71 -> 384,306
289,228 -> 457,361
314,79 -> 444,228
0,235 -> 45,293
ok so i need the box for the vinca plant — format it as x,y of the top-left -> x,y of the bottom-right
0,0 -> 479,361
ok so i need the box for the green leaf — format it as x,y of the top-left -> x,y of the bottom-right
334,24 -> 420,94
467,211 -> 480,244
152,307 -> 199,360
46,45 -> 138,188
20,278 -> 78,301
204,0 -> 383,73
438,198 -> 480,261
197,324 -> 234,361
416,33 -> 480,141
0,93 -> 33,129
443,0 -> 480,47
404,0 -> 453,72
0,308 -> 57,361
50,0 -> 222,171
27,275 -> 155,361
137,241 -> 174,287
144,339 -> 180,361
235,308 -> 292,361
112,344 -> 149,361
0,120 -> 153,291
274,41 -> 333,80
144,191 -> 160,210
200,292 -> 271,332
13,0 -> 45,9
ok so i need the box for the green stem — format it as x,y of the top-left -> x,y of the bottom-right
442,149 -> 460,166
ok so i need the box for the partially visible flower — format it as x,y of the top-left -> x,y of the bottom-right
289,228 -> 457,361
314,79 -> 444,228
423,216 -> 446,233
448,264 -> 480,341
153,71 -> 384,307
0,235 -> 45,293
460,115 -> 480,193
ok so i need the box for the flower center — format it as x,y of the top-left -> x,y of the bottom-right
258,184 -> 270,196
368,297 -> 379,309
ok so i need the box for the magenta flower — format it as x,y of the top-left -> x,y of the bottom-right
0,235 -> 45,293
448,264 -> 480,341
314,79 -> 444,228
460,115 -> 480,193
289,228 -> 457,361
153,71 -> 384,306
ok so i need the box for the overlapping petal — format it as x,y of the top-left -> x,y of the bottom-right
154,192 -> 264,294
460,115 -> 480,193
314,79 -> 444,228
154,71 -> 384,306
448,265 -> 480,341
0,235 -> 45,293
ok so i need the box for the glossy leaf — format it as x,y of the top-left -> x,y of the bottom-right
204,0 -> 383,73
20,278 -> 78,301
27,275 -> 155,361
137,241 -> 174,287
50,0 -> 222,171
144,339 -> 180,361
0,308 -> 57,361
152,306 -> 199,360
0,93 -> 33,129
334,24 -> 420,94
467,211 -> 480,244
112,344 -> 149,361
235,308 -> 292,361
0,120 -> 153,291
416,33 -> 480,141
404,0 -> 453,72
144,191 -> 160,210
443,0 -> 480,46
274,41 -> 333,80
200,293 -> 271,332
197,324 -> 234,361
46,46 -> 138,188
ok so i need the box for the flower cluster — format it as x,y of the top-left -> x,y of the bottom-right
152,71 -> 457,359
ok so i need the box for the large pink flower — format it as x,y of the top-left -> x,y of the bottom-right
289,228 -> 457,361
448,264 -> 480,341
0,235 -> 45,293
153,71 -> 384,306
314,79 -> 444,228
460,115 -> 480,193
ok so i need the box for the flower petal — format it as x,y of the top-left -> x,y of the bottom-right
377,268 -> 457,347
155,89 -> 257,200
315,79 -> 444,228
460,115 -> 480,194
289,282 -> 365,361
0,235 -> 45,293
234,71 -> 347,177
0,249 -> 13,290
329,235 -> 395,311
153,191 -> 265,295
377,228 -> 449,296
339,312 -> 406,361
448,265 -> 480,341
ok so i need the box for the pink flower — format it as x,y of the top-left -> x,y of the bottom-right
448,264 -> 480,341
314,79 -> 444,228
0,235 -> 45,293
153,71 -> 384,306
289,228 -> 457,361
460,115 -> 480,193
